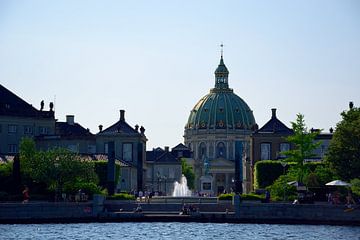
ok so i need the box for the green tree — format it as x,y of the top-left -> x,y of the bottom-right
326,106 -> 360,181
350,178 -> 360,196
20,138 -> 98,195
268,173 -> 297,201
282,114 -> 321,183
181,158 -> 195,189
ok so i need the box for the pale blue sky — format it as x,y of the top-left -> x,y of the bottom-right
1,1 -> 359,149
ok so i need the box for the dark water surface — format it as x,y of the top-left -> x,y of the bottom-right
1,222 -> 359,240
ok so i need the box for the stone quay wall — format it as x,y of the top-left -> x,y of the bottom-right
0,199 -> 359,225
0,202 -> 95,223
236,202 -> 360,225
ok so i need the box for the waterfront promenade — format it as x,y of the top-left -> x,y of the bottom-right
0,197 -> 359,226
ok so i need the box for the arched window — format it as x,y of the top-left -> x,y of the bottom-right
216,142 -> 226,158
199,142 -> 207,159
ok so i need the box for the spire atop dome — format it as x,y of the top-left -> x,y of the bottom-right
220,43 -> 224,58
214,45 -> 229,89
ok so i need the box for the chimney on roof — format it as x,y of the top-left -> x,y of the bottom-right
66,115 -> 75,125
99,125 -> 103,132
120,110 -> 125,122
165,146 -> 169,152
271,108 -> 277,119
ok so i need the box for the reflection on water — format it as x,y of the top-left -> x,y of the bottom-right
1,222 -> 360,240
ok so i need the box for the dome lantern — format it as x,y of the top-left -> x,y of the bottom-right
214,54 -> 229,89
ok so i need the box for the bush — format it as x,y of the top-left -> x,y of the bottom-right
218,193 -> 264,201
94,160 -> 121,188
351,178 -> 360,197
267,175 -> 297,201
0,162 -> 15,193
63,181 -> 102,195
241,193 -> 265,201
218,193 -> 234,200
107,193 -> 135,200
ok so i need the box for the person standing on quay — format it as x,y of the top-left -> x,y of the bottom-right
22,186 -> 29,203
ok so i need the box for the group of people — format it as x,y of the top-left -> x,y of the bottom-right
180,204 -> 198,215
327,190 -> 357,208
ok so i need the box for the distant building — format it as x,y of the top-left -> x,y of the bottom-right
308,129 -> 333,162
184,55 -> 257,194
96,110 -> 147,192
251,108 -> 333,190
0,84 -> 55,155
145,144 -> 192,195
36,115 -> 96,154
251,108 -> 294,163
0,84 -> 147,192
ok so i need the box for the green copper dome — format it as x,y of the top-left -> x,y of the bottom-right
186,57 -> 256,130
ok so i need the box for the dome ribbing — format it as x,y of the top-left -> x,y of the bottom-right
185,56 -> 256,131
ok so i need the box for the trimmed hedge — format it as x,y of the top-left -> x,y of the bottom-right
254,160 -> 291,189
218,193 -> 234,200
107,193 -> 135,200
254,160 -> 324,189
218,193 -> 264,201
94,160 -> 121,188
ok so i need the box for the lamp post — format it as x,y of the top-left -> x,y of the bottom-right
163,175 -> 167,196
54,162 -> 60,202
281,161 -> 287,202
156,172 -> 161,193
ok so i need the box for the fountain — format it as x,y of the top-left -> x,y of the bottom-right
172,175 -> 191,197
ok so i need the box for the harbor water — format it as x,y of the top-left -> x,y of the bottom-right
1,222 -> 360,240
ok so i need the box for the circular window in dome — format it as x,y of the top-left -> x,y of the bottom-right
236,122 -> 243,129
218,120 -> 225,128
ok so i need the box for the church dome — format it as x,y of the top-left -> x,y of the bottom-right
185,56 -> 256,131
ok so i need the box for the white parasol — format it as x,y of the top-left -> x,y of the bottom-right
325,180 -> 351,186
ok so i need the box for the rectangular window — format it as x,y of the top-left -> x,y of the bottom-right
123,143 -> 133,162
67,144 -> 78,153
39,126 -> 48,135
24,125 -> 33,134
169,168 -> 175,178
279,143 -> 290,158
88,145 -> 96,154
104,143 -> 108,154
8,125 -> 17,133
260,143 -> 271,160
8,144 -> 18,153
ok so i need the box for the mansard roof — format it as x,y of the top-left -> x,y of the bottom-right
55,122 -> 94,138
97,110 -> 142,137
255,109 -> 293,135
146,147 -> 165,162
155,151 -> 180,164
171,143 -> 190,151
0,84 -> 54,118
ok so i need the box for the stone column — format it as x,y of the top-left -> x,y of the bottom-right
212,173 -> 217,196
225,174 -> 230,193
